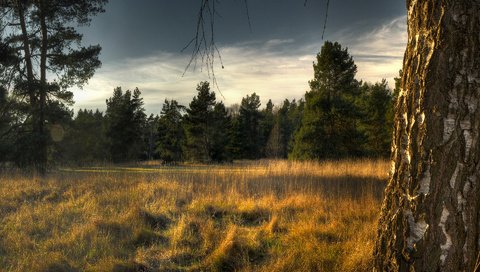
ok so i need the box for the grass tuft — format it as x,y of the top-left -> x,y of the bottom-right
204,226 -> 249,271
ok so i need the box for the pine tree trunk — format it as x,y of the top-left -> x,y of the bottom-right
374,0 -> 480,271
37,0 -> 49,175
17,1 -> 46,173
17,2 -> 36,106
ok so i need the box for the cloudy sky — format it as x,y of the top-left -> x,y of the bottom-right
73,0 -> 407,114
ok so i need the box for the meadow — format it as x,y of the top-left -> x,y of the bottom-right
0,159 -> 388,272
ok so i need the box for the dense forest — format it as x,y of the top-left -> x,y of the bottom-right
0,41 -> 398,166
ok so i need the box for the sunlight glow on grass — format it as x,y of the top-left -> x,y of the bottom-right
0,159 -> 388,271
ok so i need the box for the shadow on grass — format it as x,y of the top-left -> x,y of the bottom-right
63,169 -> 386,201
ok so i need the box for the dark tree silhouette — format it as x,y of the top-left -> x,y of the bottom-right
0,0 -> 107,173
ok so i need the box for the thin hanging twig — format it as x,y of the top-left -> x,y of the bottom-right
322,0 -> 330,40
182,0 -> 225,96
184,0 -> 331,94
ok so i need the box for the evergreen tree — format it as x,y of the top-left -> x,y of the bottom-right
358,80 -> 394,157
265,99 -> 305,159
13,100 -> 72,167
291,41 -> 362,160
279,100 -> 294,158
145,114 -> 160,161
259,99 -> 275,156
0,87 -> 16,163
157,99 -> 185,163
62,109 -> 107,164
105,87 -> 146,163
265,121 -> 283,158
184,82 -> 216,162
238,93 -> 262,159
267,99 -> 290,158
184,82 -> 229,163
210,102 -> 231,162
0,0 -> 106,173
227,114 -> 243,160
286,99 -> 305,155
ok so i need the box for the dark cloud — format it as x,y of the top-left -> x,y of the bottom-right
81,0 -> 406,61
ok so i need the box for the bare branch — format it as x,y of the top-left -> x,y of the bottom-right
243,0 -> 252,33
182,0 -> 226,95
184,0 -> 330,93
322,0 -> 330,40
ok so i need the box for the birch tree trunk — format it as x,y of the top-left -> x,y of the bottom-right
374,0 -> 480,271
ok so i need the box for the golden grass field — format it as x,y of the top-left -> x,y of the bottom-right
0,159 -> 389,272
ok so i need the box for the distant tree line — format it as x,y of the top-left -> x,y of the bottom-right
0,41 -> 399,166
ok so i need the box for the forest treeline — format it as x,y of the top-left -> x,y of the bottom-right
0,41 -> 399,166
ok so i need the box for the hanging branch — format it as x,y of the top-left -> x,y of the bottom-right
243,0 -> 252,33
182,0 -> 224,93
304,0 -> 330,39
322,0 -> 330,39
184,0 -> 331,92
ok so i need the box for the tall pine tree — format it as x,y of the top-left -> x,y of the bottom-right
0,0 -> 106,173
291,41 -> 362,160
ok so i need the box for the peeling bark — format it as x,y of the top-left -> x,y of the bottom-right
374,0 -> 480,271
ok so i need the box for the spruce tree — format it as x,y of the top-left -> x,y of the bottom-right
210,102 -> 231,162
184,82 -> 229,163
227,114 -> 243,159
238,93 -> 263,159
260,99 -> 275,156
157,99 -> 185,163
105,87 -> 146,163
358,80 -> 394,157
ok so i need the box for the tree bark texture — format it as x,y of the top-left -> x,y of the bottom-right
374,0 -> 480,271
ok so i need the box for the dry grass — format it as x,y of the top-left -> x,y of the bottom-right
0,159 -> 388,272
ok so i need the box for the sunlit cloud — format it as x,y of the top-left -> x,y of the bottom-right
331,15 -> 407,84
71,16 -> 407,115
